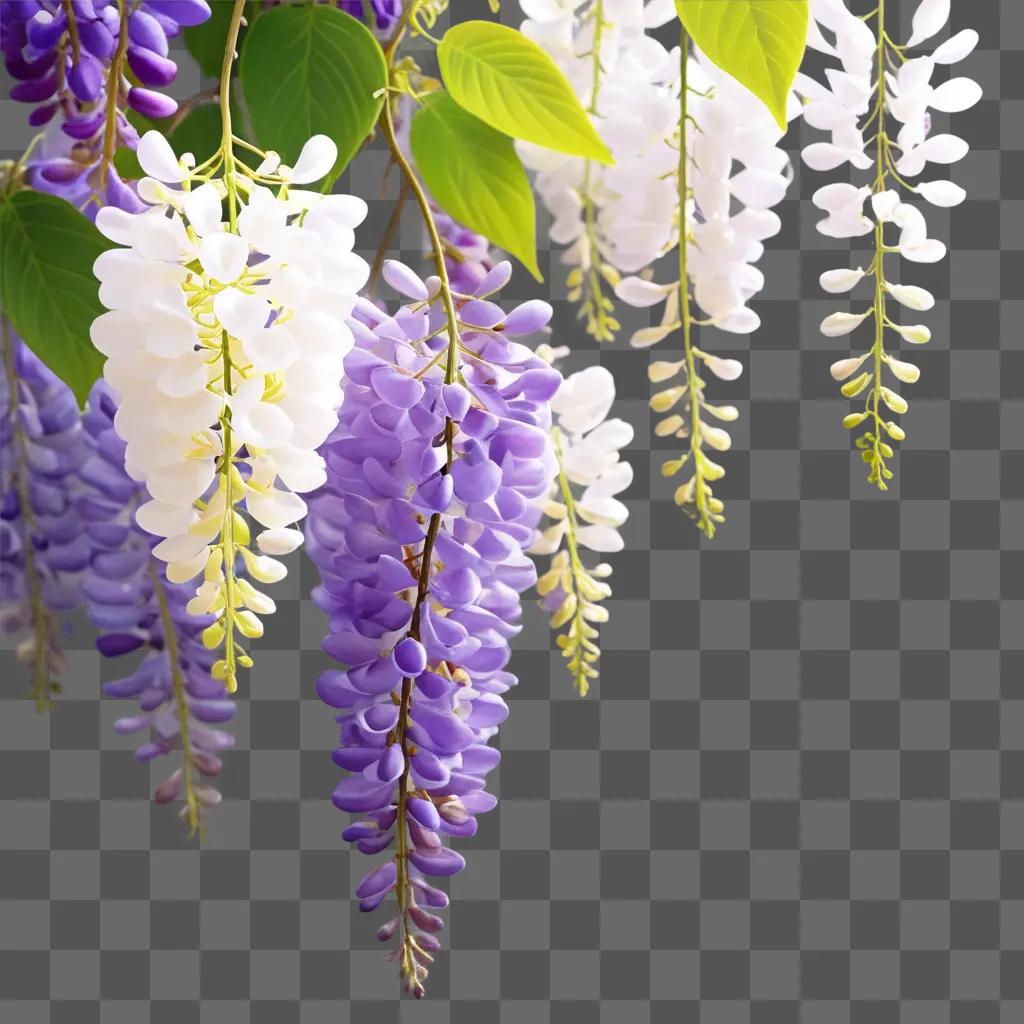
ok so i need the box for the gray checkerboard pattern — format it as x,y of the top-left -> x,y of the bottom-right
1,0 -> 1021,1019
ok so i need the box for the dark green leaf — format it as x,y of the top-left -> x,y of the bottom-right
411,93 -> 540,282
239,5 -> 387,183
437,21 -> 612,163
0,191 -> 113,405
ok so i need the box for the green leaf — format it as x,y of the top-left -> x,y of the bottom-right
675,0 -> 808,129
411,93 -> 541,282
0,191 -> 112,405
184,0 -> 253,79
437,21 -> 612,164
239,5 -> 386,182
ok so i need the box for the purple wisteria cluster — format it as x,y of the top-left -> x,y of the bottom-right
77,381 -> 235,833
2,0 -> 210,210
306,257 -> 560,994
1,334 -> 88,708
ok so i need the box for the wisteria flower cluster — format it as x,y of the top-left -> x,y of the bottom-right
306,256 -> 560,994
79,380 -> 234,835
800,0 -> 980,488
518,0 -> 678,341
531,365 -> 631,694
1,330 -> 88,708
90,128 -> 369,691
2,0 -> 211,211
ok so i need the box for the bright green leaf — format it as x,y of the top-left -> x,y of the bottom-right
184,0 -> 254,79
411,92 -> 541,282
675,0 -> 808,129
0,191 -> 113,405
437,21 -> 612,164
239,5 -> 386,182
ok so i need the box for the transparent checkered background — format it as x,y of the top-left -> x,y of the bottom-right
1,0 -> 1021,1020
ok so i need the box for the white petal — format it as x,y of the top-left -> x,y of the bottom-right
918,133 -> 970,165
932,29 -> 979,64
199,233 -> 249,283
269,446 -> 326,493
183,182 -> 223,236
289,135 -> 338,184
157,351 -> 208,398
243,327 -> 298,373
137,130 -> 186,183
95,206 -> 140,245
893,323 -> 932,344
929,77 -> 982,113
916,179 -> 966,207
906,0 -> 949,48
702,354 -> 744,381
820,311 -> 871,337
575,524 -> 625,554
239,403 -> 294,449
887,283 -> 935,311
153,531 -> 209,564
887,356 -> 921,383
147,459 -> 216,504
615,276 -> 667,308
214,287 -> 269,341
871,189 -> 901,222
246,488 -> 307,529
900,238 -> 947,263
820,267 -> 866,293
136,500 -> 196,538
165,549 -> 208,584
256,527 -> 304,555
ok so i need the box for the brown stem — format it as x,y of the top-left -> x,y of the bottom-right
97,0 -> 130,189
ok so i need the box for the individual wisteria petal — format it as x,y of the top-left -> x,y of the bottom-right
800,0 -> 979,489
0,330 -> 89,709
77,381 -> 233,837
531,365 -> 630,695
306,258 -> 559,996
92,130 -> 369,692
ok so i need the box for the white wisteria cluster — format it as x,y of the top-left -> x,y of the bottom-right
517,0 -> 678,341
799,0 -> 980,488
91,130 -> 369,690
615,46 -> 797,536
531,364 -> 632,695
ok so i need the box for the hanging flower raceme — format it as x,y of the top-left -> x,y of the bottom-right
306,258 -> 560,997
2,0 -> 210,211
1,328 -> 89,709
337,0 -> 402,33
614,42 -> 796,536
799,0 -> 980,489
90,129 -> 369,692
77,380 -> 233,837
530,365 -> 631,695
517,0 -> 678,341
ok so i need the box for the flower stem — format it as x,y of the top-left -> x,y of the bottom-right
1,317 -> 56,711
867,0 -> 890,489
97,0 -> 130,190
219,0 -> 248,229
149,561 -> 203,839
677,32 -> 714,538
552,428 -> 593,696
378,28 -> 465,992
